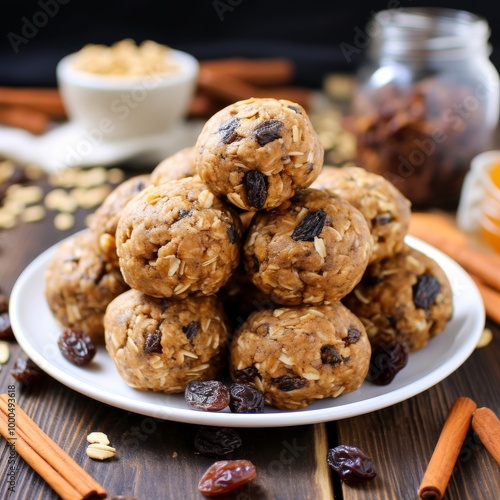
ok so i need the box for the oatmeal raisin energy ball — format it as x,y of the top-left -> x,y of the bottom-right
116,176 -> 243,299
195,97 -> 324,211
230,302 -> 371,410
243,188 -> 373,306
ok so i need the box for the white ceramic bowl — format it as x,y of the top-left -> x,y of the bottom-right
56,48 -> 198,141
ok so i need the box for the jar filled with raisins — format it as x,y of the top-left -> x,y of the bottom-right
351,8 -> 500,207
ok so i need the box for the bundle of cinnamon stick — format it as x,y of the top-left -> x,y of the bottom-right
0,393 -> 106,499
409,212 -> 500,324
0,57 -> 309,135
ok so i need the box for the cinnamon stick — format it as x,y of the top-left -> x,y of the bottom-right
200,58 -> 294,86
0,394 -> 106,499
418,397 -> 477,500
0,104 -> 50,134
0,87 -> 66,117
472,407 -> 500,465
198,69 -> 311,110
409,212 -> 500,293
469,275 -> 500,325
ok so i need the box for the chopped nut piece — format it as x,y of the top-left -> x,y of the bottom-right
476,328 -> 493,348
21,205 -> 46,223
86,443 -> 116,460
0,341 -> 10,364
15,185 -> 44,205
87,432 -> 110,445
54,212 -> 75,231
45,189 -> 78,212
0,210 -> 17,229
107,168 -> 125,184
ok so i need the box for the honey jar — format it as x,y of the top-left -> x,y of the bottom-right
351,7 -> 500,208
479,161 -> 500,252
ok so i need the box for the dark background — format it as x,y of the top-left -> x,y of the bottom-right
1,0 -> 500,88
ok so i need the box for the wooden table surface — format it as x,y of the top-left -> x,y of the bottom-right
0,167 -> 499,500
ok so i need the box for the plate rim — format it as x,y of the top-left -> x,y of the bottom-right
9,233 -> 485,427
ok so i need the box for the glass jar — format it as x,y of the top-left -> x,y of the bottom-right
479,159 -> 500,252
351,8 -> 500,207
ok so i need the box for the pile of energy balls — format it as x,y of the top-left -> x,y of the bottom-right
44,97 -> 452,411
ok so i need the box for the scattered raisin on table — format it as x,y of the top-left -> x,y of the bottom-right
194,426 -> 242,457
198,459 -> 257,497
185,380 -> 230,412
366,340 -> 409,385
57,328 -> 96,366
11,357 -> 45,385
229,383 -> 265,413
327,445 -> 377,486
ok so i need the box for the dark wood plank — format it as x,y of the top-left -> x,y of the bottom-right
337,321 -> 500,500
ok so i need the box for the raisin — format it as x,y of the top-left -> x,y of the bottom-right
194,426 -> 242,457
175,209 -> 192,222
288,105 -> 301,114
244,170 -> 267,210
320,345 -> 343,365
229,383 -> 265,413
219,118 -> 241,144
327,445 -> 377,486
345,327 -> 361,345
227,223 -> 237,244
144,330 -> 162,354
270,375 -> 308,392
373,213 -> 392,225
413,273 -> 441,309
367,340 -> 409,385
292,210 -> 327,241
361,274 -> 382,287
253,119 -> 283,146
159,298 -> 168,314
252,255 -> 260,272
198,460 -> 257,496
0,293 -> 13,339
11,357 -> 45,385
233,366 -> 259,383
182,321 -> 200,342
57,328 -> 96,366
185,380 -> 230,411
132,179 -> 146,193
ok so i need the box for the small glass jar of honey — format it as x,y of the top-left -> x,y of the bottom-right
479,161 -> 500,252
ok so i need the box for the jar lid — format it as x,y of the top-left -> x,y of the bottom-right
371,7 -> 490,58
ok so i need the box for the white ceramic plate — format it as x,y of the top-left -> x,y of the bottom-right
10,235 -> 484,428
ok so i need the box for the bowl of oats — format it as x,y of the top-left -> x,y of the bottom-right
56,39 -> 198,141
